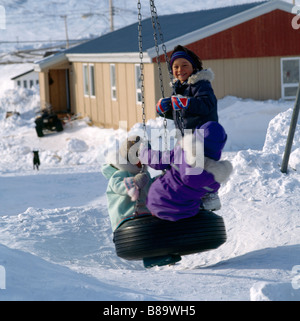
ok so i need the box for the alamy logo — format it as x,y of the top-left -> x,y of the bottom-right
292,6 -> 300,30
0,5 -> 5,30
292,265 -> 300,290
0,265 -> 5,290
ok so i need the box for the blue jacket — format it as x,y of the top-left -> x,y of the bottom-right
166,68 -> 218,133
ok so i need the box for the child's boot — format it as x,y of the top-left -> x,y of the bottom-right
201,192 -> 221,211
143,255 -> 181,268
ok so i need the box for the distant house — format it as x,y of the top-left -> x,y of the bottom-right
11,69 -> 39,89
34,0 -> 300,129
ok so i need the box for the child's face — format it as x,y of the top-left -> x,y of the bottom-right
172,58 -> 194,83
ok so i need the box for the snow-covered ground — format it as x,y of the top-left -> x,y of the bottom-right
0,64 -> 300,301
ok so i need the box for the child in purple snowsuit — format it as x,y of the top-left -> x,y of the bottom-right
138,121 -> 232,221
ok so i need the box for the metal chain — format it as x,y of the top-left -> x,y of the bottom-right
134,0 -> 147,216
137,0 -> 146,140
148,1 -> 186,138
150,1 -> 165,99
149,0 -> 171,151
149,1 -> 173,84
149,1 -> 184,138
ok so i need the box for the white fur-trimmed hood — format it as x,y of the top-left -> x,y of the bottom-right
180,133 -> 233,184
172,68 -> 215,85
105,149 -> 142,175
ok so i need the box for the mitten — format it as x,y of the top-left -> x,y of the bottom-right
171,95 -> 190,110
124,177 -> 140,201
156,97 -> 172,116
134,172 -> 149,189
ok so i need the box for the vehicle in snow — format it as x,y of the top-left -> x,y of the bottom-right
35,106 -> 63,137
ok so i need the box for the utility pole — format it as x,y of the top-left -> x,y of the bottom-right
109,0 -> 114,32
61,15 -> 69,49
281,83 -> 300,173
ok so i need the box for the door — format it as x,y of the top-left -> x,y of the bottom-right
281,58 -> 300,100
49,69 -> 70,113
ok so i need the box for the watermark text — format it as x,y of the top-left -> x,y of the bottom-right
105,122 -> 206,175
0,265 -> 5,290
292,265 -> 300,290
292,6 -> 300,30
0,5 -> 5,30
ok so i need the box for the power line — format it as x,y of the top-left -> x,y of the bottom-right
0,38 -> 91,44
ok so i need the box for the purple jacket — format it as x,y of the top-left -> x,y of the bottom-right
139,133 -> 232,221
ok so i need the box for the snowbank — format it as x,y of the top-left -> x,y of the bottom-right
67,138 -> 89,152
250,281 -> 300,301
218,96 -> 292,151
0,243 -> 157,301
0,64 -> 35,94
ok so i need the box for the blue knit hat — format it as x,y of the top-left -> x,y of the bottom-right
170,51 -> 197,70
195,121 -> 227,161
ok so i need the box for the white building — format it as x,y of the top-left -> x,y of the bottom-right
11,69 -> 39,89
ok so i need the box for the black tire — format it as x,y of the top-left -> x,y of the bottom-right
113,211 -> 227,260
55,119 -> 63,132
35,118 -> 44,137
35,125 -> 44,137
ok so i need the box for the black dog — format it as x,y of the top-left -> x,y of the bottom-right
33,150 -> 40,170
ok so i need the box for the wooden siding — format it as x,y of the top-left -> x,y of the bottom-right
204,56 -> 282,100
69,56 -> 286,129
156,56 -> 283,101
161,10 -> 300,61
71,62 -> 158,129
40,55 -> 287,129
38,72 -> 49,108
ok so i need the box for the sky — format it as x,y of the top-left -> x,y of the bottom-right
0,0 -> 297,51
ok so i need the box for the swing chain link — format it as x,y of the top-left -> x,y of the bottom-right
137,0 -> 147,139
150,2 -> 165,100
150,0 -> 173,83
149,0 -> 172,151
135,0 -> 147,216
148,1 -> 185,137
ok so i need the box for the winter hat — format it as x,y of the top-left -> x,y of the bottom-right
195,121 -> 227,161
119,135 -> 142,165
170,51 -> 197,70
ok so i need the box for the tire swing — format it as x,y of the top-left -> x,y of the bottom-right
114,211 -> 227,266
113,0 -> 227,268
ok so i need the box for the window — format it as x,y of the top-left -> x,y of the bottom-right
17,80 -> 21,87
135,64 -> 142,104
83,64 -> 89,96
83,64 -> 96,97
110,64 -> 117,100
23,80 -> 27,88
281,57 -> 300,100
89,65 -> 95,97
30,80 -> 34,88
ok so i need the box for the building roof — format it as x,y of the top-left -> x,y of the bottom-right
34,0 -> 293,70
11,69 -> 35,80
66,2 -> 267,56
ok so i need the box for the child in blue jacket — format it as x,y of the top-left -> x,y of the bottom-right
156,45 -> 218,134
156,45 -> 220,210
